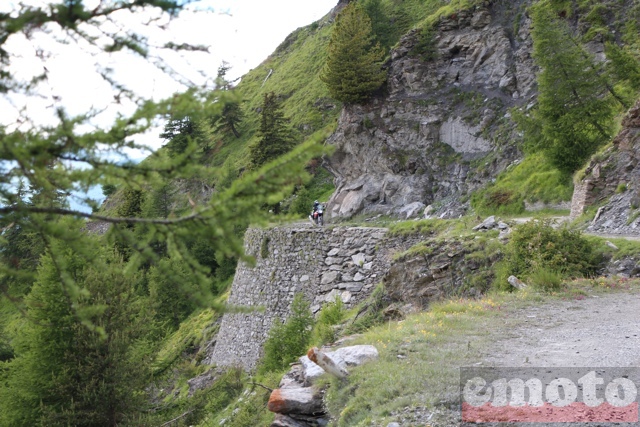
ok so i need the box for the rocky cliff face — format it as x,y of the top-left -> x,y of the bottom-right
571,101 -> 640,233
326,1 -> 535,218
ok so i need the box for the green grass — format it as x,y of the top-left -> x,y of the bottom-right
152,308 -> 220,376
471,152 -> 574,216
320,278 -> 640,425
387,218 -> 454,236
589,235 -> 640,260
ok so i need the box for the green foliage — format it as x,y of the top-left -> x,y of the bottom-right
363,0 -> 413,51
471,152 -> 574,215
494,220 -> 600,291
388,218 -> 451,236
151,308 -> 218,375
159,116 -> 205,155
411,25 -> 439,62
213,64 -> 244,139
214,101 -> 244,139
528,267 -> 563,291
605,42 -> 640,95
260,236 -> 270,259
289,166 -> 335,216
116,188 -> 145,219
616,183 -> 628,193
148,257 -> 200,329
521,1 -> 621,173
344,283 -> 389,334
258,293 -> 314,374
249,92 -> 297,169
0,233 -> 152,426
320,2 -> 387,104
102,183 -> 117,197
313,296 -> 346,345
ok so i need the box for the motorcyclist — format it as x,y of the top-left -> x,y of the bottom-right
310,200 -> 323,225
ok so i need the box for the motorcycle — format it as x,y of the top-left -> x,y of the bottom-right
309,204 -> 324,226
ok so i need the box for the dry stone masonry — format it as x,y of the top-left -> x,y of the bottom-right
205,225 -> 408,370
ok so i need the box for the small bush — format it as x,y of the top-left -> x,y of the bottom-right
344,283 -> 389,334
411,25 -> 438,61
258,294 -> 314,374
616,183 -> 627,193
313,296 -> 346,345
528,267 -> 563,291
494,220 -> 600,291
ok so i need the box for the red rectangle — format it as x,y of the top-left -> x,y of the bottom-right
462,402 -> 639,423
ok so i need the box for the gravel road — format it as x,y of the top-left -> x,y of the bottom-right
484,292 -> 640,367
459,291 -> 640,427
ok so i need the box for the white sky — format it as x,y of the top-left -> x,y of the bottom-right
1,0 -> 337,136
0,0 -> 337,211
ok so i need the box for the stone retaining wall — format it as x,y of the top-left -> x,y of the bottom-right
205,226 -> 408,370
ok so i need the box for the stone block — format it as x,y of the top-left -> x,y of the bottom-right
321,271 -> 340,285
341,291 -> 352,303
346,283 -> 364,293
267,387 -> 324,415
351,253 -> 366,265
327,248 -> 341,257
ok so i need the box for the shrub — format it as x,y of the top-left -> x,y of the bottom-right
312,296 -> 346,345
494,220 -> 601,291
344,283 -> 389,334
528,267 -> 563,291
258,294 -> 314,374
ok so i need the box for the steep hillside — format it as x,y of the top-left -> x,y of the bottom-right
327,1 -> 532,218
573,100 -> 640,231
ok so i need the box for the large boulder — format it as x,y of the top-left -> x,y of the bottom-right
267,387 -> 324,416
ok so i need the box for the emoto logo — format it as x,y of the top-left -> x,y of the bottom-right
460,367 -> 640,423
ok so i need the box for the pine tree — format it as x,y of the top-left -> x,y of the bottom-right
320,2 -> 387,104
213,63 -> 244,138
0,229 -> 151,426
249,92 -> 297,169
159,116 -> 204,155
523,1 -> 619,173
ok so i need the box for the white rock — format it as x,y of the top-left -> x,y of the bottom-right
508,275 -> 527,290
473,215 -> 497,231
399,202 -> 426,219
340,291 -> 352,304
299,355 -> 325,384
351,253 -> 366,265
331,345 -> 379,366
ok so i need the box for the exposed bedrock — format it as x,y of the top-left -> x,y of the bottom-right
326,2 -> 534,218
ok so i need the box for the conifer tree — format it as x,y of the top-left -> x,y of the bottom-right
213,64 -> 244,138
249,92 -> 297,169
522,1 -> 619,173
320,2 -> 387,104
0,228 -> 151,426
159,116 -> 204,155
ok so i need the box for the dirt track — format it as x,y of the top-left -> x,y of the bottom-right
457,291 -> 640,427
483,291 -> 640,367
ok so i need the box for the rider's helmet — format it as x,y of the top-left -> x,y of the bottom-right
314,200 -> 319,206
